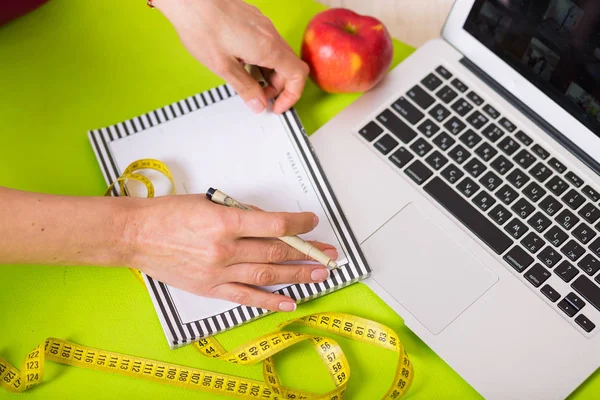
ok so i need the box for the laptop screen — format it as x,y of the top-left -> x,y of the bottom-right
464,0 -> 600,136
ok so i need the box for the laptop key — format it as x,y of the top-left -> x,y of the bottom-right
578,254 -> 600,276
555,261 -> 579,283
459,129 -> 481,148
531,162 -> 553,183
505,218 -> 529,239
425,151 -> 448,171
513,149 -> 536,169
467,111 -> 489,130
545,176 -> 570,196
532,144 -> 550,160
389,147 -> 414,169
527,211 -> 552,233
417,119 -> 440,138
498,117 -> 516,132
512,198 -> 535,219
575,314 -> 595,333
376,109 -> 417,144
466,91 -> 484,106
490,155 -> 514,175
404,160 -> 433,185
515,130 -> 533,146
562,189 -> 586,210
521,232 -> 543,253
429,104 -> 451,122
473,190 -> 496,212
588,237 -> 600,258
496,184 -> 519,205
537,246 -> 562,268
489,204 -> 512,225
539,195 -> 563,217
444,117 -> 467,136
374,134 -> 399,155
571,276 -> 600,312
424,177 -> 513,254
440,164 -> 464,184
436,86 -> 458,104
482,104 -> 500,119
432,132 -> 455,151
359,121 -> 383,141
451,78 -> 468,93
548,158 -> 567,173
407,85 -> 435,109
525,263 -> 551,287
582,185 -> 600,202
561,240 -> 585,261
558,298 -> 577,317
452,99 -> 473,117
573,223 -> 596,245
565,171 -> 584,188
545,226 -> 568,247
410,138 -> 433,157
523,182 -> 546,202
498,137 -> 520,156
464,158 -> 487,178
448,144 -> 470,164
481,124 -> 504,142
506,168 -> 530,189
421,73 -> 442,91
479,171 -> 502,192
392,97 -> 425,125
457,177 -> 480,198
555,209 -> 579,230
475,142 -> 498,162
541,284 -> 561,302
504,245 -> 534,273
435,66 -> 452,80
566,292 -> 586,311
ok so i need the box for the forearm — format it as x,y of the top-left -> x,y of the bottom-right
0,186 -> 136,267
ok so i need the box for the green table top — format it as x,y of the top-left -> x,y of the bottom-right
0,0 -> 597,398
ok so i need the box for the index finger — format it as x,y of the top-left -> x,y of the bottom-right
235,209 -> 318,238
265,50 -> 309,114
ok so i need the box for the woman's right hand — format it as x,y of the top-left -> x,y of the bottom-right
124,195 -> 337,312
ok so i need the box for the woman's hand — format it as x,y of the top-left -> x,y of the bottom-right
125,195 -> 337,312
154,0 -> 310,115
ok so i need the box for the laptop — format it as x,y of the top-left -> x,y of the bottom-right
310,0 -> 600,398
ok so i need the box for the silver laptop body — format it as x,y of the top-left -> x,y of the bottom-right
311,0 -> 600,398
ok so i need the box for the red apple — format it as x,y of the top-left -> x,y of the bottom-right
301,8 -> 393,94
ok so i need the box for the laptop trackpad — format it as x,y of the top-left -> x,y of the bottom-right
363,203 -> 498,334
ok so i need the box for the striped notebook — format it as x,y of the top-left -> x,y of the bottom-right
88,84 -> 370,348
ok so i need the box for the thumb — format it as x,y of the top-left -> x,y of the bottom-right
220,59 -> 267,114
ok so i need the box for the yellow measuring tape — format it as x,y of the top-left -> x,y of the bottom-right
1,160 -> 414,399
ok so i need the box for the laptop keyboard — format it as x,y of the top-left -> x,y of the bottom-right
358,65 -> 600,336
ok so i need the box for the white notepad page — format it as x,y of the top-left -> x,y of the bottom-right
108,96 -> 347,324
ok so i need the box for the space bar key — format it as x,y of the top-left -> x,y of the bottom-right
424,177 -> 513,255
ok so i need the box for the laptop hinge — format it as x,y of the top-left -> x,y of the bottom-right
460,57 -> 600,177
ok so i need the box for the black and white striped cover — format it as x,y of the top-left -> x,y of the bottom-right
88,84 -> 371,348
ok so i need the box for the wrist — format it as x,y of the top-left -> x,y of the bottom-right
109,197 -> 145,268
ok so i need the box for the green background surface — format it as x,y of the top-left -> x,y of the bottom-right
0,0 -> 597,398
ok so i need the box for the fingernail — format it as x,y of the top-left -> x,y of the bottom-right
279,302 -> 296,312
313,214 -> 319,228
311,268 -> 330,282
323,249 -> 338,259
247,98 -> 265,114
